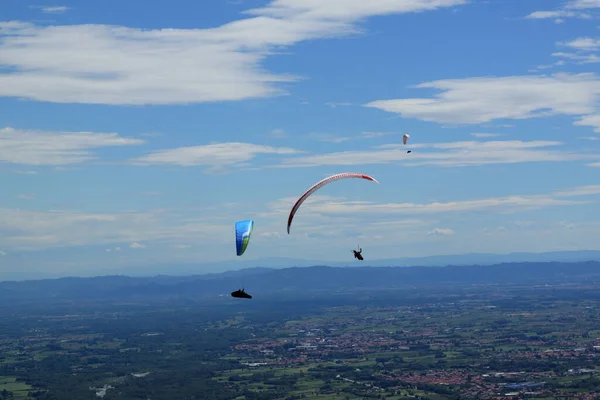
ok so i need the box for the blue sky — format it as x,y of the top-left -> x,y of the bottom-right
1,0 -> 600,280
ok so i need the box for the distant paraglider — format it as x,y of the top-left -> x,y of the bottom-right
403,133 -> 411,153
286,172 -> 379,234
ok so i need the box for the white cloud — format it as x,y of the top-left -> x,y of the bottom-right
274,140 -> 600,168
364,73 -> 600,126
589,162 -> 600,167
270,128 -> 288,139
552,184 -> 600,197
426,227 -> 455,235
17,194 -> 35,200
171,244 -> 191,249
256,185 -> 600,243
11,170 -> 38,175
560,37 -> 600,51
361,131 -> 395,138
470,133 -> 502,138
525,0 -> 598,21
575,114 -> 600,132
0,0 -> 466,105
296,195 -> 588,216
29,5 -> 70,14
581,136 -> 600,140
525,10 -> 591,22
307,133 -> 352,143
567,0 -> 600,9
129,242 -> 146,249
0,208 -> 226,251
552,52 -> 600,64
131,142 -> 300,170
0,127 -> 144,165
325,102 -> 354,108
1,183 -> 599,255
105,246 -> 121,252
41,6 -> 70,14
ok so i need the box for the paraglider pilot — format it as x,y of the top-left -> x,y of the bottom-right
231,288 -> 252,299
352,247 -> 364,261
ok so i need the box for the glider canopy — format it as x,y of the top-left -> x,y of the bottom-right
235,219 -> 254,256
287,172 -> 379,234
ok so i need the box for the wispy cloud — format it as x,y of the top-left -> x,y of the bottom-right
361,131 -> 396,138
325,102 -> 354,108
269,128 -> 288,139
575,114 -> 600,132
0,127 -> 144,166
29,5 -> 70,14
552,52 -> 600,64
560,37 -> 600,51
551,37 -> 600,67
0,207 -> 233,251
0,0 -> 467,105
470,133 -> 502,138
426,227 -> 455,235
364,73 -> 600,127
41,6 -> 70,14
131,142 -> 300,171
2,184 -> 599,253
307,133 -> 352,143
525,0 -> 598,22
267,184 -> 599,220
272,140 -> 600,168
171,244 -> 191,249
525,10 -> 591,23
17,194 -> 35,200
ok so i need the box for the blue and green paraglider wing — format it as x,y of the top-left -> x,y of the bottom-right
235,220 -> 254,256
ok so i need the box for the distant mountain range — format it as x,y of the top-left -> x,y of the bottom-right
118,249 -> 600,277
1,259 -> 600,304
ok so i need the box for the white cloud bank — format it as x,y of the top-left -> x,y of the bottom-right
0,127 -> 144,165
0,0 -> 466,105
364,73 -> 600,131
553,37 -> 600,65
131,142 -> 301,171
274,140 -> 600,168
1,184 -> 599,253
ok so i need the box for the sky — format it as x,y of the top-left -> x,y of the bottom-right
1,0 -> 600,280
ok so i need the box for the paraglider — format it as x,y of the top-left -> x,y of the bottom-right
403,133 -> 411,153
231,289 -> 252,299
233,220 -> 255,299
235,219 -> 254,256
286,172 -> 379,234
352,246 -> 364,261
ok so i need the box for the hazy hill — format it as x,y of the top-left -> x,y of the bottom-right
124,250 -> 600,276
1,261 -> 599,303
